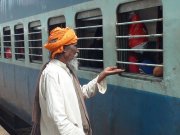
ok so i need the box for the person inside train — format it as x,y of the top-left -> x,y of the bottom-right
31,27 -> 125,135
128,12 -> 163,77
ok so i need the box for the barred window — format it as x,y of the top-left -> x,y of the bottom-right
3,26 -> 12,59
116,0 -> 163,80
28,21 -> 42,64
75,9 -> 103,72
48,16 -> 66,34
14,24 -> 25,61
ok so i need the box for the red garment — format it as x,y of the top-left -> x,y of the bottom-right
129,13 -> 148,49
128,54 -> 139,73
5,48 -> 12,58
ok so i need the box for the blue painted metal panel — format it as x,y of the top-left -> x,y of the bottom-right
0,62 -> 39,123
0,0 -> 92,23
81,78 -> 180,135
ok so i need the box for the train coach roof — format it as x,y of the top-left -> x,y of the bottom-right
0,0 -> 92,23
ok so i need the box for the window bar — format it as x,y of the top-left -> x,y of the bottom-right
77,58 -> 103,62
29,54 -> 42,57
117,61 -> 163,67
14,53 -> 25,55
13,33 -> 24,36
28,31 -> 42,35
74,25 -> 102,30
80,16 -> 102,21
14,40 -> 24,42
116,49 -> 163,52
3,41 -> 11,43
116,34 -> 162,38
3,35 -> 11,37
116,18 -> 163,26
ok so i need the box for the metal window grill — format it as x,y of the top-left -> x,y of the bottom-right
28,21 -> 42,64
14,24 -> 25,61
116,1 -> 163,79
75,9 -> 103,72
3,26 -> 12,59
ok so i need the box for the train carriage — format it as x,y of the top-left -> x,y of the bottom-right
0,0 -> 180,135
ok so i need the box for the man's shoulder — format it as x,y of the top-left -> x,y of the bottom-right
45,62 -> 68,75
45,63 -> 63,73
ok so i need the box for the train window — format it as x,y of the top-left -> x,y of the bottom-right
116,0 -> 163,80
14,24 -> 25,61
48,16 -> 66,34
28,21 -> 42,64
3,26 -> 12,59
75,8 -> 103,72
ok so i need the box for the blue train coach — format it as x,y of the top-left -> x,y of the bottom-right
0,0 -> 180,135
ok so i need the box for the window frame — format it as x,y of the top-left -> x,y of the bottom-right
75,8 -> 104,72
116,0 -> 163,81
28,20 -> 43,64
14,23 -> 25,61
3,26 -> 12,60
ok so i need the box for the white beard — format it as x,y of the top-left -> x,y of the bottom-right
68,57 -> 79,71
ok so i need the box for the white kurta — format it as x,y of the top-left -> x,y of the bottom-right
39,59 -> 107,135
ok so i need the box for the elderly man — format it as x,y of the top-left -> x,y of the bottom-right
31,27 -> 124,135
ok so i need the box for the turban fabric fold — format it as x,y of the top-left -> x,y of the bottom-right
44,27 -> 77,59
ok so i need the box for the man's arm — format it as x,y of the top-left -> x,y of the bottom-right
97,66 -> 125,83
81,66 -> 125,98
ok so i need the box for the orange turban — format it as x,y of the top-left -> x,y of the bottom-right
44,27 -> 77,59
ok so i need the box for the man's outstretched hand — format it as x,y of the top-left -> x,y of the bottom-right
97,66 -> 125,83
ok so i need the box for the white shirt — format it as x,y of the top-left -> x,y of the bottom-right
39,59 -> 107,135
